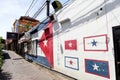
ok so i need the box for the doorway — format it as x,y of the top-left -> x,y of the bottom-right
112,26 -> 120,80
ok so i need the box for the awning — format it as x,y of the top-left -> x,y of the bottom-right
18,32 -> 30,44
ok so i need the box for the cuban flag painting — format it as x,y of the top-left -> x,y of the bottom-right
64,39 -> 77,50
65,56 -> 79,70
83,34 -> 108,51
85,59 -> 110,78
39,21 -> 54,68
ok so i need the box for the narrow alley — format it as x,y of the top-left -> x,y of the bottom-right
0,50 -> 74,80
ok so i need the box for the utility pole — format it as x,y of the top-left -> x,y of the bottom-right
46,0 -> 50,17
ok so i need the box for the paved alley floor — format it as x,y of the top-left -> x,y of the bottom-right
0,50 -> 74,80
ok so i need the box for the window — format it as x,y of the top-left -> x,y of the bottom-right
27,40 -> 37,56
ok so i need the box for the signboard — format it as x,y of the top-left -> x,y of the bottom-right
7,32 -> 18,40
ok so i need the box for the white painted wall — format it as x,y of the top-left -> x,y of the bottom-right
53,0 -> 120,79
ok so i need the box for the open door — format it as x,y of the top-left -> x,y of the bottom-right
112,26 -> 120,80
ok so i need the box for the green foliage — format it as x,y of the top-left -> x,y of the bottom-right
0,37 -> 3,69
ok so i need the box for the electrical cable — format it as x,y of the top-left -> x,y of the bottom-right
25,0 -> 51,19
25,0 -> 38,16
25,0 -> 35,16
28,0 -> 45,17
32,2 -> 46,18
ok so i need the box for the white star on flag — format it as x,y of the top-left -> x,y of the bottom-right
69,42 -> 72,47
85,59 -> 110,78
65,40 -> 77,50
43,39 -> 47,46
92,64 -> 99,71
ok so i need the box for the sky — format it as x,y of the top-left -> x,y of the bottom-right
0,0 -> 68,39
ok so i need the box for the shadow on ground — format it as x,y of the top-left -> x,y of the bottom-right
0,70 -> 12,80
0,51 -> 12,80
2,52 -> 11,60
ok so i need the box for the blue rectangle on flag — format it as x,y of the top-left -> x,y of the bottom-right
85,59 -> 110,78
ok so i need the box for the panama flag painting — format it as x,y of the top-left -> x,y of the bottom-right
65,56 -> 79,70
83,34 -> 108,51
85,59 -> 110,78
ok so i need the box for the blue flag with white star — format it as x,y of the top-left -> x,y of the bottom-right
85,59 -> 110,78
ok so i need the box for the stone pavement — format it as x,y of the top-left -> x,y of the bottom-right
0,50 -> 75,80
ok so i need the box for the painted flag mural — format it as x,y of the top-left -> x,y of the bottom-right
65,39 -> 77,50
85,59 -> 110,78
83,34 -> 108,51
39,21 -> 54,67
65,56 -> 79,70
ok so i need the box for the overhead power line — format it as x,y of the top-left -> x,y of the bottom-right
25,0 -> 71,19
25,0 -> 38,16
32,2 -> 47,18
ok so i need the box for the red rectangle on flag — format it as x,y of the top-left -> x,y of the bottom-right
65,40 -> 77,50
